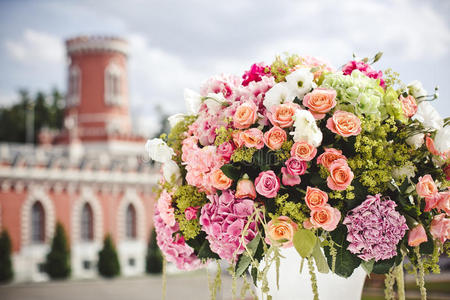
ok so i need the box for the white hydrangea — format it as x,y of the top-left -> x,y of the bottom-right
405,133 -> 425,149
412,101 -> 443,130
434,126 -> 450,154
145,138 -> 174,163
263,82 -> 295,111
285,68 -> 315,99
162,160 -> 181,184
168,113 -> 186,128
290,109 -> 323,147
184,88 -> 202,115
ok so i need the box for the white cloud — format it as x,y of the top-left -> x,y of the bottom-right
4,29 -> 64,64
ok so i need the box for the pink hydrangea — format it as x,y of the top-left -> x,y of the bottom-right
200,190 -> 258,262
154,206 -> 203,270
342,60 -> 386,88
343,194 -> 407,261
157,190 -> 176,227
200,74 -> 241,100
239,76 -> 275,124
242,63 -> 270,86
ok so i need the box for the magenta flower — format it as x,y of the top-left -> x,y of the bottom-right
343,194 -> 407,261
342,60 -> 386,88
242,63 -> 270,86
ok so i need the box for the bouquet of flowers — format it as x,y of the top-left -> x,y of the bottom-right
146,53 -> 449,300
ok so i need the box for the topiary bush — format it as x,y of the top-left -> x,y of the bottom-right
146,228 -> 163,274
0,229 -> 14,282
97,234 -> 120,278
46,222 -> 71,279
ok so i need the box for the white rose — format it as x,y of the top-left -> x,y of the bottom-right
405,133 -> 424,149
204,93 -> 227,114
162,160 -> 181,184
407,80 -> 427,99
434,126 -> 450,154
412,101 -> 443,130
285,68 -> 315,99
184,88 -> 202,115
168,113 -> 186,128
145,138 -> 174,163
290,109 -> 323,147
263,82 -> 295,111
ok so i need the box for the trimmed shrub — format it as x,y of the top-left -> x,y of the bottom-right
97,234 -> 120,278
46,222 -> 71,279
0,230 -> 14,282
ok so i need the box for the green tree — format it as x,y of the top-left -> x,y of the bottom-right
97,235 -> 120,278
45,222 -> 71,279
0,230 -> 14,282
146,228 -> 163,274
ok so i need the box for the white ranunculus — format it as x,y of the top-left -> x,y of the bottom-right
412,101 -> 443,130
290,109 -> 323,147
285,68 -> 315,99
434,126 -> 450,154
184,88 -> 202,115
407,80 -> 427,99
405,133 -> 425,149
392,164 -> 416,181
162,160 -> 181,183
263,82 -> 295,111
168,113 -> 186,128
145,138 -> 174,163
204,93 -> 227,114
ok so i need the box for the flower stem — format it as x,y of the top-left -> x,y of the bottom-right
308,258 -> 319,300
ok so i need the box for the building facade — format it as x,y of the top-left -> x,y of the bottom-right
0,36 -> 157,282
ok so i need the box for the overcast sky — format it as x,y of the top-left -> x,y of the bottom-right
0,0 -> 449,136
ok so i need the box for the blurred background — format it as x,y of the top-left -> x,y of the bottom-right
0,0 -> 448,299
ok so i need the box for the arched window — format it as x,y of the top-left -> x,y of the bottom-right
81,203 -> 94,241
67,65 -> 80,107
104,63 -> 123,106
125,204 -> 137,239
31,202 -> 45,243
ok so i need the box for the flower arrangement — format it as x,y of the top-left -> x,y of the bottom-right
146,53 -> 450,300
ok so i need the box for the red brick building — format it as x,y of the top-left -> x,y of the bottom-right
0,36 -> 157,281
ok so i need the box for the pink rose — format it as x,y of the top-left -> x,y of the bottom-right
326,110 -> 361,137
430,214 -> 450,244
302,88 -> 337,120
400,95 -> 418,118
416,174 -> 438,198
211,168 -> 233,190
408,224 -> 428,247
185,206 -> 199,221
233,101 -> 258,129
235,178 -> 257,199
232,131 -> 244,148
281,167 -> 301,186
290,141 -> 317,161
265,216 -> 298,248
436,191 -> 450,215
327,159 -> 354,191
305,186 -> 328,209
285,157 -> 307,176
268,103 -> 300,128
264,126 -> 287,150
310,204 -> 341,231
240,128 -> 264,149
316,148 -> 346,170
255,170 -> 280,198
217,142 -> 235,162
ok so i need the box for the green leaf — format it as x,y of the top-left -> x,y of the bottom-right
251,266 -> 258,286
361,259 -> 374,275
293,229 -> 317,258
312,241 -> 329,274
372,257 -> 396,274
197,240 -> 220,260
220,164 -> 241,181
235,254 -> 252,277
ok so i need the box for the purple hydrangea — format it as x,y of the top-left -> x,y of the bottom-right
343,194 -> 407,261
154,206 -> 203,270
200,190 -> 257,262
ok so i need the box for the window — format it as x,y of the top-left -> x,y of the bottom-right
67,66 -> 80,106
128,257 -> 135,266
81,203 -> 94,241
125,204 -> 137,239
104,63 -> 123,106
31,202 -> 45,243
83,260 -> 91,270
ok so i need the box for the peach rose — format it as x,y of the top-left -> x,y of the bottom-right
416,174 -> 438,198
232,131 -> 244,148
425,135 -> 448,158
211,169 -> 233,190
316,148 -> 346,169
302,88 -> 337,120
290,141 -> 317,161
235,178 -> 256,199
310,204 -> 341,231
408,224 -> 428,247
326,110 -> 361,137
240,128 -> 264,149
327,159 -> 354,191
305,186 -> 328,209
268,103 -> 300,128
436,191 -> 450,215
430,213 -> 450,244
400,95 -> 418,118
265,216 -> 298,248
264,126 -> 287,150
233,101 -> 258,129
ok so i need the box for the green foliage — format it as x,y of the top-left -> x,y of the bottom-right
45,222 -> 71,279
293,229 -> 317,258
98,235 -> 120,278
0,89 -> 64,144
146,228 -> 163,274
166,115 -> 197,157
0,230 -> 14,282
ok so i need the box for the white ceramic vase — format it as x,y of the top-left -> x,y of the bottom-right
256,247 -> 367,300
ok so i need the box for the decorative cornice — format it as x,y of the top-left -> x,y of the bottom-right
66,36 -> 128,56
